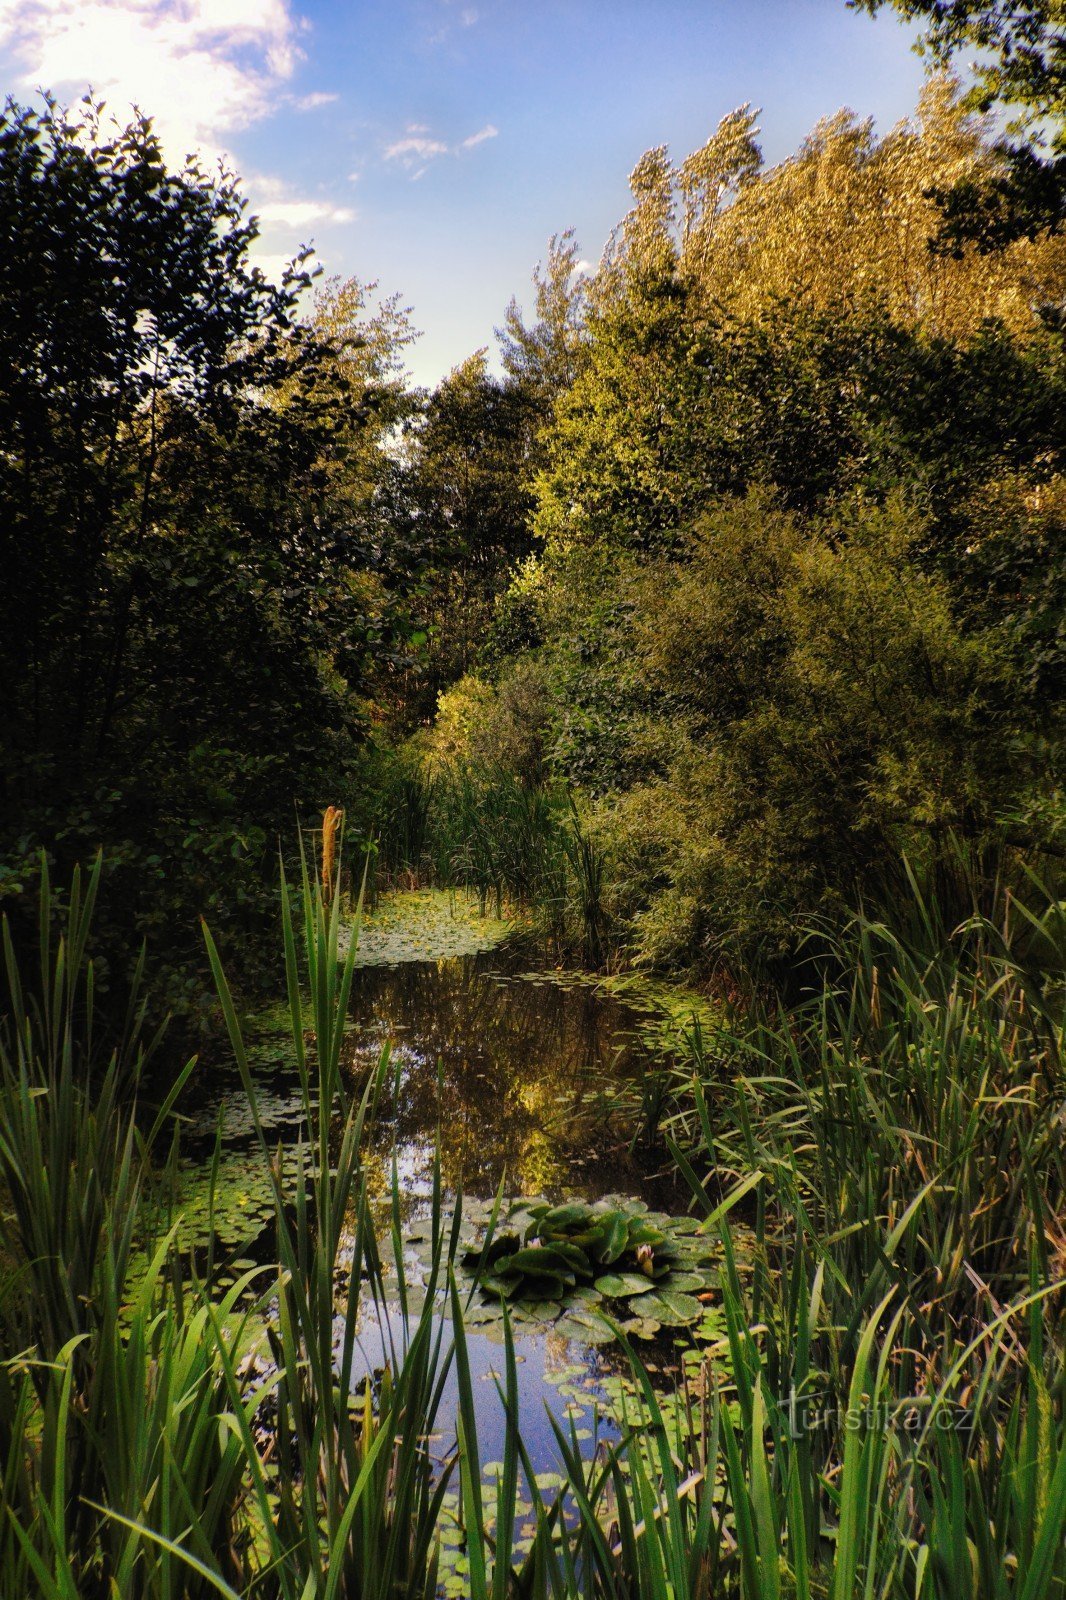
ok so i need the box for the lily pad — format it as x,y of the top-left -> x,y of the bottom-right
662,1270 -> 716,1294
594,1272 -> 657,1299
621,1314 -> 663,1341
347,889 -> 514,967
636,1289 -> 703,1326
554,1310 -> 616,1346
509,1299 -> 562,1323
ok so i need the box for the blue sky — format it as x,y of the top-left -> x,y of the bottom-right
0,1 -> 929,383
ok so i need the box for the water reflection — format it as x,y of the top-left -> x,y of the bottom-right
347,944 -> 665,1203
173,934 -> 694,1486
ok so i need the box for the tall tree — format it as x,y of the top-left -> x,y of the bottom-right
497,229 -> 588,415
852,0 -> 1066,245
401,351 -> 536,696
0,97 -> 390,1000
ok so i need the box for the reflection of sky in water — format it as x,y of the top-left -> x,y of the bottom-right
347,1297 -> 627,1483
176,936 -> 697,1481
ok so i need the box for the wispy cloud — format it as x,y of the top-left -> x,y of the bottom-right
292,90 -> 337,112
0,0 -> 310,163
385,118 -> 498,176
425,0 -> 481,47
460,122 -> 497,150
385,128 -> 450,165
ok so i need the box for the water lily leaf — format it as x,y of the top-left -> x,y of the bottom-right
663,1270 -> 715,1293
551,1240 -> 594,1275
480,1275 -> 523,1301
510,1299 -> 561,1322
542,1202 -> 593,1229
594,1272 -> 656,1299
497,1268 -> 572,1300
462,1232 -> 522,1271
495,1245 -> 579,1282
668,1216 -> 705,1235
620,1315 -> 662,1341
554,1310 -> 615,1346
636,1289 -> 703,1326
625,1221 -> 668,1249
464,1300 -> 501,1326
597,1210 -> 632,1264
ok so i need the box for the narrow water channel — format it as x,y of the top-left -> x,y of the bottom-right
345,941 -> 684,1205
174,892 -> 726,1550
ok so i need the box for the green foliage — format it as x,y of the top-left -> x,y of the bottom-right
0,855 -> 186,1366
0,98 -> 404,1014
395,349 -> 541,706
5,855 -> 1066,1599
854,0 -> 1066,245
464,1198 -> 689,1303
614,490 -> 1029,962
0,861 -> 243,1596
461,83 -> 1066,977
6,62 -> 1066,1600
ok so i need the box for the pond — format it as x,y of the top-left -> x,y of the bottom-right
172,889 -> 734,1562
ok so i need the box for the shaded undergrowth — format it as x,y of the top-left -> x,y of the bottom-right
366,759 -> 609,967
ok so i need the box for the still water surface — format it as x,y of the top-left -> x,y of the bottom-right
180,910 -> 708,1495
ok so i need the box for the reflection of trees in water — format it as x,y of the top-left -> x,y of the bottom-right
343,954 -> 648,1198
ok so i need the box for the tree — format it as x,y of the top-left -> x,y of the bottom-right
497,229 -> 588,415
852,0 -> 1066,245
400,351 -> 537,698
533,85 -> 1066,565
511,81 -> 1066,972
0,97 -> 390,1005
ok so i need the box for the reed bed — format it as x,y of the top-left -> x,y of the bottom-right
1,851 -> 1064,1597
370,756 -> 609,965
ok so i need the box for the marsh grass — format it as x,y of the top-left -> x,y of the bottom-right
3,847 -> 1066,1597
390,761 -> 610,966
648,854 -> 1066,1597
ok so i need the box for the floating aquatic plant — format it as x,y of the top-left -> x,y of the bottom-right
348,887 -> 515,966
462,1197 -> 718,1333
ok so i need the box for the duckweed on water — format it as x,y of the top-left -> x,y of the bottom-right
348,887 -> 516,965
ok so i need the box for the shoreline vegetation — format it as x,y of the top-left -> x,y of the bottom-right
4,1 -> 1066,1589
1,849 -> 1064,1596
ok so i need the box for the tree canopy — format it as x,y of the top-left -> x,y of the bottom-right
851,0 -> 1066,243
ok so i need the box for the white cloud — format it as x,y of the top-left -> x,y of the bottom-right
293,90 -> 337,112
385,130 -> 450,165
247,250 -> 299,286
385,118 -> 498,175
460,122 -> 497,150
256,199 -> 354,226
0,0 -> 306,163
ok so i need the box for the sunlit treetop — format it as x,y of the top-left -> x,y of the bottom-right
852,0 -> 1066,244
598,75 -> 1066,339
